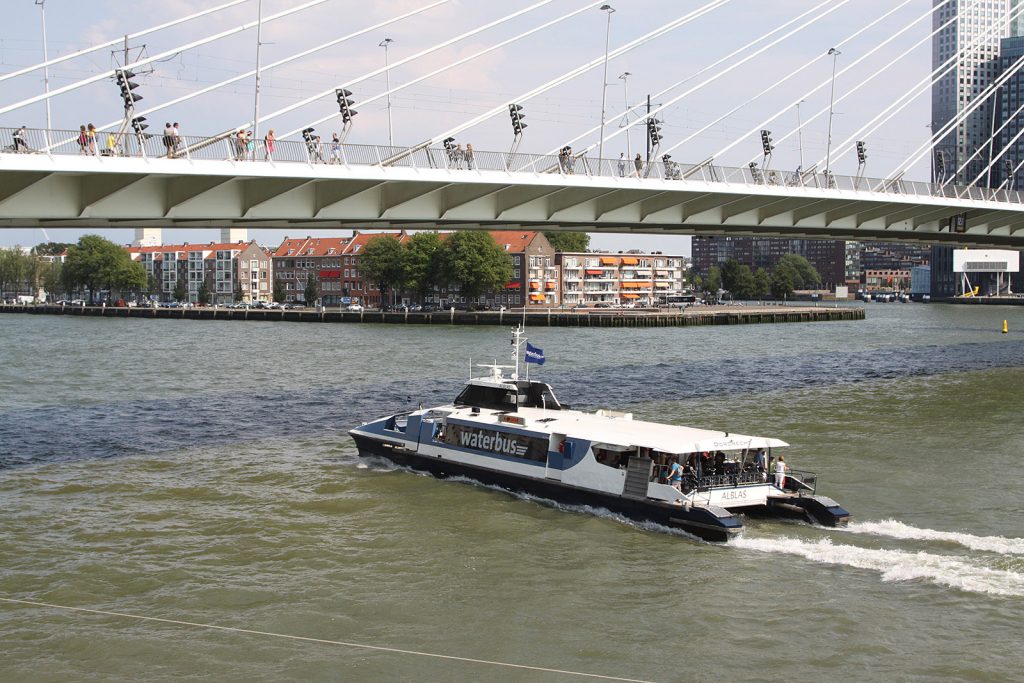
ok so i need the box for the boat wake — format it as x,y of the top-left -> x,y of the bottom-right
732,535 -> 1024,597
840,519 -> 1024,555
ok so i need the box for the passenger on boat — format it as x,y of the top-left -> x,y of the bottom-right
774,455 -> 787,488
714,451 -> 726,475
668,457 -> 684,492
755,449 -> 767,481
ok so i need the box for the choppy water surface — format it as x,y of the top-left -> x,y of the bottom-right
1,305 -> 1023,682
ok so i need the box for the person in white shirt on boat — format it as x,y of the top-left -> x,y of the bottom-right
774,455 -> 787,489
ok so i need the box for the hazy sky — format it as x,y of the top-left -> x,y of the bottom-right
0,0 -> 935,252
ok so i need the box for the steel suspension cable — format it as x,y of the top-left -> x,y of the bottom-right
0,0 -> 330,117
821,0 -> 1015,174
948,97 -> 1024,186
87,0 -> 450,134
714,0 -> 957,168
544,0 -> 832,157
585,0 -> 851,161
415,0 -> 733,156
252,0 -> 564,137
0,0 -> 250,86
886,2 -> 1024,182
280,0 -> 608,140
631,0 -> 915,167
968,99 -> 1024,186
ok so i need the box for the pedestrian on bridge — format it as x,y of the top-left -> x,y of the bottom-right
12,125 -> 28,153
77,125 -> 88,154
633,153 -> 643,177
330,133 -> 341,164
465,144 -> 475,170
264,130 -> 275,161
618,153 -> 626,177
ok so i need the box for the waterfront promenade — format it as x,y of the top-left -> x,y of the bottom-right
0,302 -> 863,328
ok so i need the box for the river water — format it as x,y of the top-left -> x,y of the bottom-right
1,305 -> 1022,682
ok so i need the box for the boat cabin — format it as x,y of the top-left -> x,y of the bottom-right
454,376 -> 563,413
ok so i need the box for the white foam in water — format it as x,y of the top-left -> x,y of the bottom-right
842,519 -> 1024,555
732,536 -> 1024,597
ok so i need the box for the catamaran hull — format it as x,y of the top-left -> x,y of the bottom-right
351,434 -> 743,542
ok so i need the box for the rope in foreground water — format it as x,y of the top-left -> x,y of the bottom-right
0,597 -> 654,682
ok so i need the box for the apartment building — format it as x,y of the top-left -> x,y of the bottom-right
128,240 -> 271,304
557,251 -> 688,307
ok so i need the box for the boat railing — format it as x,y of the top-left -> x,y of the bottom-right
782,468 -> 818,494
692,470 -> 765,491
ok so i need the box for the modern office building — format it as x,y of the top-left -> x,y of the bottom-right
691,236 -> 846,290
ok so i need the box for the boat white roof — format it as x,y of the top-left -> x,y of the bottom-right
514,407 -> 788,453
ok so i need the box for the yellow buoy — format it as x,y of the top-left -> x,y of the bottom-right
1003,320 -> 1009,334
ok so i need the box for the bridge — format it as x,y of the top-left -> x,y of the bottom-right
2,0 -> 1024,248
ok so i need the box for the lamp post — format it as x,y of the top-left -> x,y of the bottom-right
824,47 -> 841,179
35,0 -> 51,142
598,4 -> 615,166
252,0 -> 264,157
796,99 -> 806,170
619,71 -> 632,158
380,38 -> 394,147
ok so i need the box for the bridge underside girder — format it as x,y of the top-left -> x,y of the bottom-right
2,156 -> 1024,248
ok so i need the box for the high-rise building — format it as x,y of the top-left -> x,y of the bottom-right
930,1 -> 1023,297
931,0 -> 1011,186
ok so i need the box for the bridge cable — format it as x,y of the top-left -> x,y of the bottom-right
0,0 -> 250,86
816,0 -> 1017,178
966,106 -> 1024,187
402,0 -> 733,160
711,0 -> 957,169
885,1 -> 1024,183
0,0 -> 331,117
582,0 -> 916,163
817,0 -> 976,173
81,0 -> 451,137
278,0 -> 607,140
543,0 -> 844,158
263,0 -> 571,138
577,0 -> 852,161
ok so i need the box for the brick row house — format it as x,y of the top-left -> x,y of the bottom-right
557,251 -> 688,306
128,241 -> 272,304
270,231 -> 409,307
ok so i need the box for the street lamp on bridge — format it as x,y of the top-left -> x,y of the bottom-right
618,71 -> 632,158
380,38 -> 394,147
824,47 -> 842,182
598,4 -> 616,166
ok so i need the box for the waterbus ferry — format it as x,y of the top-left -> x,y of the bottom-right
349,327 -> 849,542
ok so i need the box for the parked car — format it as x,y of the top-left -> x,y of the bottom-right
346,303 -> 364,312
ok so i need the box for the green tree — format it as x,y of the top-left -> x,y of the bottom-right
360,235 -> 406,307
272,277 -> 286,304
720,259 -> 744,293
753,267 -> 771,300
146,273 -> 160,298
731,264 -> 757,300
543,231 -> 590,253
402,232 -> 444,303
233,281 -> 244,303
31,242 -> 73,257
197,280 -> 211,305
776,254 -> 821,290
63,235 -> 146,303
303,273 -> 319,305
771,263 -> 796,300
438,231 -> 513,307
42,260 -> 65,300
701,266 -> 722,302
173,279 -> 187,302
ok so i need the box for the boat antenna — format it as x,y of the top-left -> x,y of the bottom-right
511,324 -> 527,381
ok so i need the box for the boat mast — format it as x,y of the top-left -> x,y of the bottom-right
511,324 -> 527,381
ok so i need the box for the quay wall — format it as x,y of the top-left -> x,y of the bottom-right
0,304 -> 865,327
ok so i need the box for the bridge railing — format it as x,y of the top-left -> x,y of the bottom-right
3,126 -> 1023,207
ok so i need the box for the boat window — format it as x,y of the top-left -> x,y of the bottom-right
518,382 -> 562,410
455,384 -> 517,412
384,414 -> 408,433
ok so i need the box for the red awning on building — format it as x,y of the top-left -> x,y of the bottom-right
585,269 -> 603,276
505,281 -> 521,289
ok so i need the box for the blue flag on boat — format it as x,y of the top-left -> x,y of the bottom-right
525,342 -> 545,365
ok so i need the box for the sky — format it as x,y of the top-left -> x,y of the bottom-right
0,0 -> 935,252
